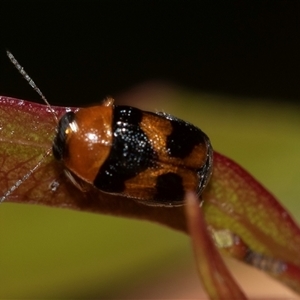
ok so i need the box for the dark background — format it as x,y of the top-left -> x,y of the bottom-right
0,1 -> 299,106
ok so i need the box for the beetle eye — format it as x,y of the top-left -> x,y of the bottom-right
52,112 -> 76,160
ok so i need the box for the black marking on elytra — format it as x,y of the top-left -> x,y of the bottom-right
155,172 -> 185,202
53,111 -> 75,161
164,114 -> 207,159
94,106 -> 157,193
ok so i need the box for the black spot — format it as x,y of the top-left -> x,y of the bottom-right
94,106 -> 157,193
52,112 -> 75,160
155,172 -> 185,202
166,117 -> 206,159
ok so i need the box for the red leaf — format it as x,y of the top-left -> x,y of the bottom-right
185,191 -> 247,299
1,95 -> 300,296
203,152 -> 300,293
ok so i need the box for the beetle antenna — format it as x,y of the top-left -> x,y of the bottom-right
6,50 -> 58,123
0,147 -> 52,203
1,51 -> 57,203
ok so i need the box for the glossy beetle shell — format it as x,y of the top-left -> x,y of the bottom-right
53,98 -> 213,206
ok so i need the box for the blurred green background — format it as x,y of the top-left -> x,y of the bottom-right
1,86 -> 299,298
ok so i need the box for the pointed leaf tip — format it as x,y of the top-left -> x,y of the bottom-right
185,191 -> 247,300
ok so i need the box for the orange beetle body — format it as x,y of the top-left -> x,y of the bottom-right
53,98 -> 213,206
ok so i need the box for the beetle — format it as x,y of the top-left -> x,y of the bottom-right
1,51 -> 213,206
52,97 -> 213,206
